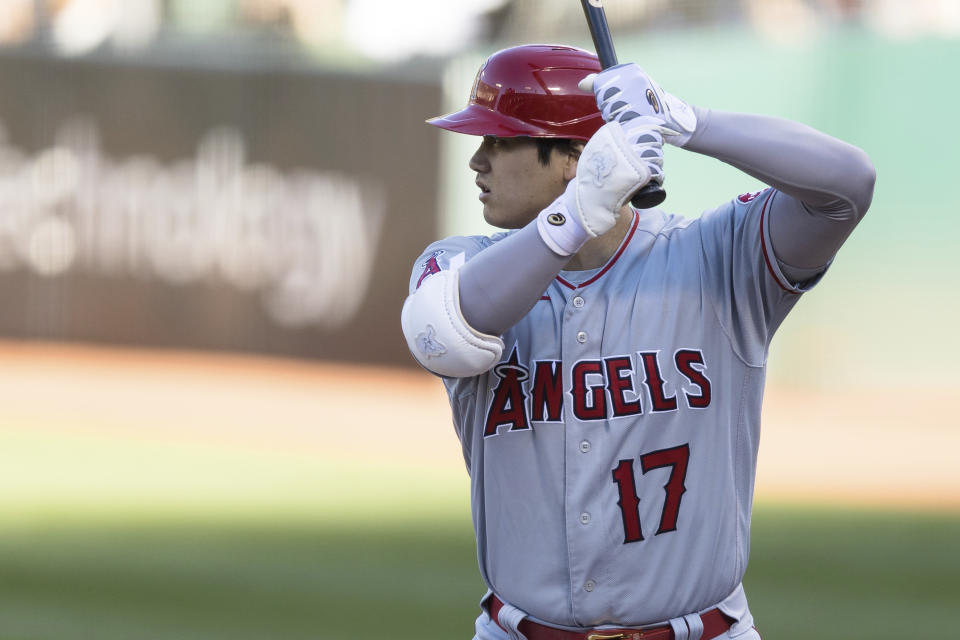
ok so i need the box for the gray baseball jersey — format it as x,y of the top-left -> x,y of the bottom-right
408,188 -> 821,628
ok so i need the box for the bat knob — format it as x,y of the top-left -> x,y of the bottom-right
631,183 -> 666,209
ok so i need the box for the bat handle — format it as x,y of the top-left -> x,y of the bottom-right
581,0 -> 666,209
631,183 -> 667,209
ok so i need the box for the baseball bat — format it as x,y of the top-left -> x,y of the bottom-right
580,0 -> 666,209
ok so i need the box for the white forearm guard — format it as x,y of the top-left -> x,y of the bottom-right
401,269 -> 504,377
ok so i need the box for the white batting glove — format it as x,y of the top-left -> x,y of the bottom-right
628,125 -> 665,186
579,63 -> 698,148
537,121 -> 652,256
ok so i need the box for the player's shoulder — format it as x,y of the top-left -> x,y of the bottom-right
695,187 -> 775,229
417,234 -> 485,259
655,209 -> 697,234
632,208 -> 697,244
417,229 -> 515,258
409,229 -> 518,293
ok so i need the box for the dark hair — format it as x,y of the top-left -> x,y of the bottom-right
534,138 -> 580,166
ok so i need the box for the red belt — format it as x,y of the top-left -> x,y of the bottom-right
488,595 -> 734,640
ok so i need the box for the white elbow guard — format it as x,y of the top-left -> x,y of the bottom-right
401,269 -> 504,377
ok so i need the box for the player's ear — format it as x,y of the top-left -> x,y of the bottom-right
564,141 -> 584,181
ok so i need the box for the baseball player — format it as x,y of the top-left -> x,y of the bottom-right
401,45 -> 875,640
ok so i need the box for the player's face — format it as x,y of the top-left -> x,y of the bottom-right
469,136 -> 576,229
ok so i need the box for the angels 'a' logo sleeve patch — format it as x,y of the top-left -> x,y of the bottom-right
415,249 -> 468,290
736,189 -> 765,204
415,250 -> 444,289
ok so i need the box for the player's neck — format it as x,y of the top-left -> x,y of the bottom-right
565,205 -> 634,271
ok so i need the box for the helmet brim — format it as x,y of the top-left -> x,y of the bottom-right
427,103 -> 571,138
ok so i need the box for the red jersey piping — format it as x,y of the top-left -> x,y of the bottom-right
759,190 -> 800,295
555,210 -> 640,290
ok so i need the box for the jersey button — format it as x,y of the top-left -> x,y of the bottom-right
579,512 -> 591,524
573,296 -> 585,308
579,440 -> 591,453
576,331 -> 587,343
584,580 -> 596,592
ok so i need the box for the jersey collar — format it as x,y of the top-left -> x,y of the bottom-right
555,209 -> 641,290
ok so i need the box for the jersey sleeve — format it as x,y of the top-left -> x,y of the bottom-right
407,234 -> 495,295
697,188 -> 826,366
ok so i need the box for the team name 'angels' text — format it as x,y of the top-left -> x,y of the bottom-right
485,346 -> 712,437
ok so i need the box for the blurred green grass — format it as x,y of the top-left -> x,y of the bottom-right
0,517 -> 480,640
745,507 -> 960,639
2,414 -> 957,639
2,505 -> 958,639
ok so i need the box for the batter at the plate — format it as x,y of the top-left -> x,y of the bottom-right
401,45 -> 875,640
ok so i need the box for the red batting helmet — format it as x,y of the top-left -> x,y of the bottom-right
427,44 -> 604,141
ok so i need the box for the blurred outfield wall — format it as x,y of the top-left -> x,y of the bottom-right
440,26 -> 960,393
0,51 -> 443,366
2,25 -> 958,391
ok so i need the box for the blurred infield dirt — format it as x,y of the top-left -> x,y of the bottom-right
1,339 -> 957,511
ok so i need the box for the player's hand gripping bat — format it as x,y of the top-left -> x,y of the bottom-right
580,0 -> 667,209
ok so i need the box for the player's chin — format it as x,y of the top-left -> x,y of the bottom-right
482,203 -> 527,230
482,204 -> 508,228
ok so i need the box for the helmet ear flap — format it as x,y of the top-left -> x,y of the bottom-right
427,45 -> 605,141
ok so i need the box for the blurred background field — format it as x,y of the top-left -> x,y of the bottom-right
1,1 -> 959,639
1,341 -> 958,640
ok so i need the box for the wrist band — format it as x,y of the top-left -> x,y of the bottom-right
536,194 -> 588,257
